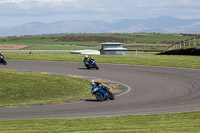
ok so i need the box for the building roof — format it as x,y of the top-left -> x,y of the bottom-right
102,48 -> 127,51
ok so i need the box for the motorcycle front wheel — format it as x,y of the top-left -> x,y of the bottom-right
95,65 -> 99,70
3,60 -> 7,65
108,91 -> 115,100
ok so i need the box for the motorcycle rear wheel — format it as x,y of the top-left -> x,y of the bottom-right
95,92 -> 104,101
86,64 -> 90,69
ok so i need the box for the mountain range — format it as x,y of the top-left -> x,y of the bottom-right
1,16 -> 200,37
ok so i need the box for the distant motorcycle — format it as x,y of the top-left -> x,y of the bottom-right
0,55 -> 7,65
84,59 -> 99,70
91,85 -> 115,101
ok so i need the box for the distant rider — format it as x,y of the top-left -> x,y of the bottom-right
90,80 -> 109,93
0,53 -> 4,60
83,55 -> 93,66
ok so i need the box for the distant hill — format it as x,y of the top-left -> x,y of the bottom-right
1,16 -> 200,37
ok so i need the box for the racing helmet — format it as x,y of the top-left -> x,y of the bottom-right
90,80 -> 95,86
85,55 -> 89,58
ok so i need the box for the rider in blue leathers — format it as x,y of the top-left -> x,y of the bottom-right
90,80 -> 109,93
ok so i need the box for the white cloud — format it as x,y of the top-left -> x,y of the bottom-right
0,0 -> 23,3
0,0 -> 79,14
0,0 -> 75,3
0,0 -> 200,27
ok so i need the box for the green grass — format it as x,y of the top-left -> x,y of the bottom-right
2,51 -> 200,69
0,35 -> 100,46
0,70 -> 91,107
22,44 -> 166,51
1,33 -> 196,51
0,33 -> 191,45
110,33 -> 190,43
0,111 -> 200,132
125,46 -> 168,51
22,44 -> 100,50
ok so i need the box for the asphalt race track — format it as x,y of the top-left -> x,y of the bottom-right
1,60 -> 200,120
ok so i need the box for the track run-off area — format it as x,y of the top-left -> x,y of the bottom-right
1,60 -> 200,120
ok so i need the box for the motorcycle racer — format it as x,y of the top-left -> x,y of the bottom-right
90,80 -> 114,101
82,55 -> 98,70
0,53 -> 4,59
83,55 -> 94,65
0,53 -> 7,65
90,80 -> 109,93
82,55 -> 90,66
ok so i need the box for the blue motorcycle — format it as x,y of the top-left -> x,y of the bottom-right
91,85 -> 115,101
0,56 -> 7,65
84,59 -> 99,70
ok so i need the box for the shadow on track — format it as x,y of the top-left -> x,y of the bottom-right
78,68 -> 98,70
82,99 -> 98,102
78,68 -> 90,70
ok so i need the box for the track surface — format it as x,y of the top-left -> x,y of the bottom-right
1,60 -> 200,120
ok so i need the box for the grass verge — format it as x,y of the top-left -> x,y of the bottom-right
0,111 -> 200,132
0,69 -> 91,107
21,44 -> 100,50
2,51 -> 200,69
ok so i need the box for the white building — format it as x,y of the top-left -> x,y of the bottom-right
100,42 -> 127,55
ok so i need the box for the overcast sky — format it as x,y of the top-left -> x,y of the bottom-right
0,0 -> 200,27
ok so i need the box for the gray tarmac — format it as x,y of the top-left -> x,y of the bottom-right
0,60 -> 200,120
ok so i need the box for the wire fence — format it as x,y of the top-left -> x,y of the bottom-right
168,36 -> 200,50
